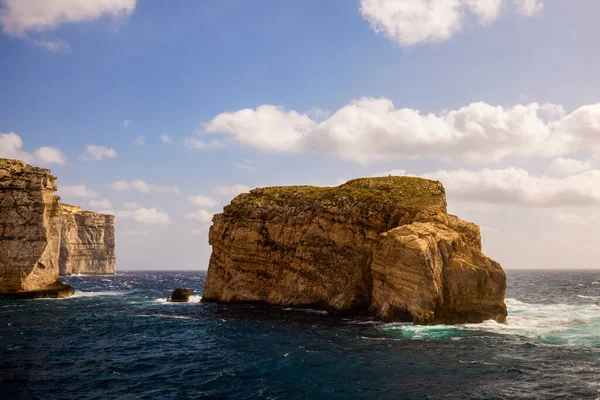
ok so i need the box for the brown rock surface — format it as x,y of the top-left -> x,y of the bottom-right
0,158 -> 116,299
59,204 -> 116,276
202,177 -> 507,324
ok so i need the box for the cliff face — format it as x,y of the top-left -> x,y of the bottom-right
203,177 -> 507,324
0,159 -> 72,297
59,205 -> 116,276
0,158 -> 116,298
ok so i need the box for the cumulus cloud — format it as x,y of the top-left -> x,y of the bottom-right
184,138 -> 225,149
215,184 -> 251,197
513,0 -> 544,16
204,98 -> 600,164
548,157 -> 593,176
160,134 -> 173,143
59,185 -> 99,198
33,146 -> 67,165
188,195 -> 218,208
408,168 -> 600,207
359,0 -> 542,46
83,145 -> 116,161
116,207 -> 170,225
1,132 -> 66,165
109,180 -> 180,194
185,209 -> 213,223
0,0 -> 136,37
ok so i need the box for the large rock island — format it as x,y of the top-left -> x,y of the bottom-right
0,159 -> 116,299
202,177 -> 507,324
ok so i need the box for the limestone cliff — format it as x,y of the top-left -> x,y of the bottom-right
59,204 -> 116,276
0,159 -> 73,298
0,158 -> 116,299
202,177 -> 507,324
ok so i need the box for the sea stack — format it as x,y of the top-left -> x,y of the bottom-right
202,177 -> 507,325
0,159 -> 116,299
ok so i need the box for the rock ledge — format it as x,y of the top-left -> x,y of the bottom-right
202,177 -> 507,325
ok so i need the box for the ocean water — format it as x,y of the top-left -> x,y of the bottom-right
1,270 -> 599,399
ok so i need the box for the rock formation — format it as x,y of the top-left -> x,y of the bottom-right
59,204 -> 116,276
202,177 -> 507,324
0,158 -> 116,299
170,288 -> 192,302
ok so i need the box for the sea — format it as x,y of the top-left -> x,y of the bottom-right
1,270 -> 599,400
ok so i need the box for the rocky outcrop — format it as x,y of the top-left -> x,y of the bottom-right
59,204 -> 116,276
0,158 -> 116,299
170,288 -> 192,302
202,177 -> 507,324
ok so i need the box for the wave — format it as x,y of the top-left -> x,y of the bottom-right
137,314 -> 193,320
72,291 -> 128,298
380,298 -> 600,347
153,295 -> 202,304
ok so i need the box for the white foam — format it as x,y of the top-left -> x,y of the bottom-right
72,291 -> 127,298
153,295 -> 202,304
380,298 -> 600,347
137,314 -> 192,320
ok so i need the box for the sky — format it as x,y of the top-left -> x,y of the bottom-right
2,0 -> 600,270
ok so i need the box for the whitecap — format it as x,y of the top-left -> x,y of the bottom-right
137,314 -> 192,320
380,298 -> 600,347
153,295 -> 202,304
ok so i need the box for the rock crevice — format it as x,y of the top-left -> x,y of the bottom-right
202,177 -> 507,324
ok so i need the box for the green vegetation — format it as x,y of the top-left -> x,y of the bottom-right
224,176 -> 446,214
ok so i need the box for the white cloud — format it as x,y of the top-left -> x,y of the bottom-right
513,0 -> 544,16
548,157 -> 593,177
0,132 -> 66,165
160,134 -> 173,143
188,195 -> 218,208
123,119 -> 131,128
135,136 -> 145,146
88,199 -> 112,210
204,99 -> 600,164
31,39 -> 71,53
59,185 -> 99,198
189,228 -> 205,235
412,167 -> 600,207
215,184 -> 251,197
0,0 -> 136,37
33,146 -> 67,165
359,0 -> 542,46
184,138 -> 225,149
109,180 -> 180,194
83,145 -> 117,161
116,207 -> 170,225
122,202 -> 139,210
185,209 -> 214,223
205,105 -> 314,153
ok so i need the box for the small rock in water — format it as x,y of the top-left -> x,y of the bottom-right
170,288 -> 192,302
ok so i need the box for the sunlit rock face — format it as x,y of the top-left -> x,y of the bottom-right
59,204 -> 116,276
0,158 -> 116,299
202,177 -> 507,325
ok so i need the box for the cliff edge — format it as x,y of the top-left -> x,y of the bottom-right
0,158 -> 116,299
202,177 -> 507,324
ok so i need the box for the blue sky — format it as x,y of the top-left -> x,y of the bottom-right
2,0 -> 600,269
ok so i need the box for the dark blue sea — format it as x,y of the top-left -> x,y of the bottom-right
1,270 -> 599,399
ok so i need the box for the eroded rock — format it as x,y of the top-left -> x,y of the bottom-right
170,288 -> 192,302
202,177 -> 507,324
0,158 -> 116,299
